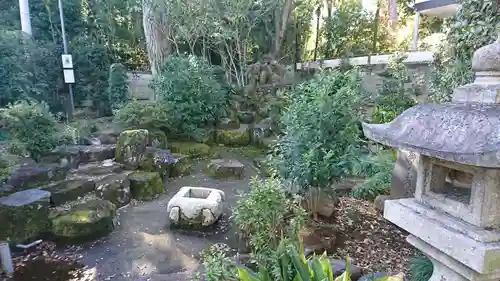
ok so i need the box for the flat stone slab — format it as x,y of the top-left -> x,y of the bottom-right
206,159 -> 244,179
42,178 -> 95,206
0,189 -> 51,206
167,186 -> 225,227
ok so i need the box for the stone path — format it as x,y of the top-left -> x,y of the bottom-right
73,149 -> 261,281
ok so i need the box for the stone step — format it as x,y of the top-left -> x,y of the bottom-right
6,163 -> 68,192
41,145 -> 116,169
206,159 -> 245,179
41,178 -> 96,206
70,159 -> 124,177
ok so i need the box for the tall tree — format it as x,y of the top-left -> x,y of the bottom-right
142,0 -> 171,75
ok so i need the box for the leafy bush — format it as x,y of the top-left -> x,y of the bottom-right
1,100 -> 59,161
410,254 -> 433,281
153,55 -> 228,140
113,100 -> 170,132
269,70 -> 366,194
371,55 -> 417,124
201,243 -> 238,281
108,63 -> 129,110
430,0 -> 498,103
71,36 -> 113,115
233,177 -> 306,253
351,151 -> 395,201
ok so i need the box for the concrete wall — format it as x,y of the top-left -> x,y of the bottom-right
127,72 -> 154,101
296,51 -> 435,101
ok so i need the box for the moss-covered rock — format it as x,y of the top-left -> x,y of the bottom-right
138,148 -> 176,179
168,154 -> 193,177
42,179 -> 96,206
7,163 -> 68,191
148,131 -> 168,148
115,129 -> 149,169
128,172 -> 163,201
215,125 -> 251,147
0,189 -> 51,243
50,199 -> 116,241
95,174 -> 131,207
237,111 -> 255,124
168,142 -> 211,157
205,159 -> 245,179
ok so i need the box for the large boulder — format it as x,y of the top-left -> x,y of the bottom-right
0,189 -> 51,243
215,124 -> 252,147
138,147 -> 176,179
7,163 -> 68,191
115,129 -> 149,169
128,172 -> 163,201
148,131 -> 168,149
79,145 -> 116,163
206,159 -> 245,179
168,142 -> 211,157
40,146 -> 81,169
168,154 -> 193,178
50,199 -> 116,241
42,178 -> 96,206
95,174 -> 131,207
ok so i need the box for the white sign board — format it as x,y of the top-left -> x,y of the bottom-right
61,54 -> 73,68
63,69 -> 75,83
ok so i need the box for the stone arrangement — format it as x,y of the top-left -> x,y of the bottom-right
206,159 -> 245,180
363,34 -> 500,281
167,186 -> 225,227
0,129 -> 191,243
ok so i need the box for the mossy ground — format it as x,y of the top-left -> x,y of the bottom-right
215,126 -> 252,146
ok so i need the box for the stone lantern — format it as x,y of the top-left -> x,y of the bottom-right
362,34 -> 500,281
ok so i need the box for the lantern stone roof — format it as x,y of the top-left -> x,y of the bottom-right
362,103 -> 500,167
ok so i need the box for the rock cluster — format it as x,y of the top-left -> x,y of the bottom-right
0,128 -> 194,244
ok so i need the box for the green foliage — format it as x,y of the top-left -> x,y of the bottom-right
350,152 -> 395,201
371,54 -> 417,124
113,100 -> 170,132
269,70 -> 366,194
430,0 -> 499,103
153,55 -> 228,140
233,177 -> 307,252
1,101 -> 59,161
201,243 -> 238,281
108,63 -> 129,110
0,155 -> 12,184
410,254 -> 433,281
71,36 -> 114,115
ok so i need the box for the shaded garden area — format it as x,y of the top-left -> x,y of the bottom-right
0,0 -> 499,280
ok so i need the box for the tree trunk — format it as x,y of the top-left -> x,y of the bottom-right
272,0 -> 294,58
142,0 -> 171,76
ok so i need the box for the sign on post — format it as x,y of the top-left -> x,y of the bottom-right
61,54 -> 74,84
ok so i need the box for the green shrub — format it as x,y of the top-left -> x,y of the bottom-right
152,55 -> 228,140
233,177 -> 307,277
269,70 -> 366,194
430,0 -> 498,103
371,55 -> 417,124
233,177 -> 306,252
113,100 -> 170,132
410,254 -> 433,281
108,63 -> 129,110
201,243 -> 238,281
351,151 -> 395,201
1,100 -> 59,161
